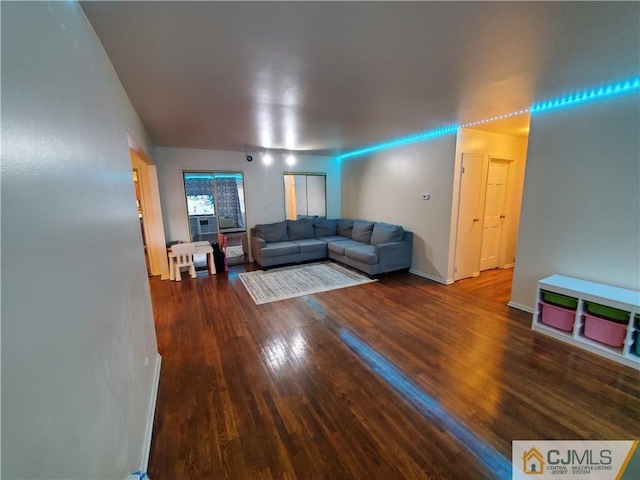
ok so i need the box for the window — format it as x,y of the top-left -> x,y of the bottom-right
186,194 -> 215,216
183,171 -> 247,242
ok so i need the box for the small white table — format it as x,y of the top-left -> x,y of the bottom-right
168,241 -> 216,281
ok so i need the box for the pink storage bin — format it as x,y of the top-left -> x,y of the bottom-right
540,302 -> 575,331
583,313 -> 627,347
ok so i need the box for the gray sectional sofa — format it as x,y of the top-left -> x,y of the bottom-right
250,218 -> 413,275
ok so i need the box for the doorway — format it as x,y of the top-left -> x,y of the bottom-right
453,154 -> 519,281
132,168 -> 151,275
283,173 -> 327,219
128,134 -> 169,278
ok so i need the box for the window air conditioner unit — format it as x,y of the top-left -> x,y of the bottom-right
219,217 -> 235,229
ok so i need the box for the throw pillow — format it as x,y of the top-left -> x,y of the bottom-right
351,220 -> 375,244
370,223 -> 404,245
255,221 -> 288,243
314,218 -> 338,237
337,219 -> 354,237
287,218 -> 315,240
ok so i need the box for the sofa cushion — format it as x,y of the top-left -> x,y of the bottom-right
351,220 -> 375,244
292,238 -> 327,254
287,218 -> 315,240
316,235 -> 350,244
328,239 -> 367,256
345,245 -> 379,265
314,218 -> 338,237
337,219 -> 354,237
260,241 -> 299,258
255,221 -> 288,243
370,223 -> 404,245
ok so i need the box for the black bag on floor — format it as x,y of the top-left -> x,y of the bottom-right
212,243 -> 226,271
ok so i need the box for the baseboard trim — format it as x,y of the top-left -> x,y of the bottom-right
409,269 -> 453,285
141,353 -> 162,472
507,301 -> 534,314
500,263 -> 515,269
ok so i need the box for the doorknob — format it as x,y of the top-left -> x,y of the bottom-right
473,218 -> 480,222
500,215 -> 506,219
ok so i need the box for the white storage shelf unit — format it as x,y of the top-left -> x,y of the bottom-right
533,275 -> 640,370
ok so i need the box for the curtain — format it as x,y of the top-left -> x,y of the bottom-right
214,178 -> 244,228
184,177 -> 213,196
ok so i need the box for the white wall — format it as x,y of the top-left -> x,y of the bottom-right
154,147 -> 341,250
511,94 -> 640,310
2,2 -> 159,479
450,128 -> 529,278
340,135 -> 458,282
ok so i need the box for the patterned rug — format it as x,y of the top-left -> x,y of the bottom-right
238,262 -> 376,305
226,246 -> 245,258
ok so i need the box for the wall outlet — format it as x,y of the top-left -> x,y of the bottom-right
421,193 -> 430,200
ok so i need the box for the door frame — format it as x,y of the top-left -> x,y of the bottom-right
128,133 -> 169,279
282,172 -> 327,220
132,167 -> 151,274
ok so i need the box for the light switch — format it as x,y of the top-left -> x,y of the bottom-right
421,193 -> 430,200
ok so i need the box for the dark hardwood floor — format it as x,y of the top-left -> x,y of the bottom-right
147,265 -> 639,479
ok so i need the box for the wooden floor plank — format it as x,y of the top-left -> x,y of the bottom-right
148,265 -> 639,479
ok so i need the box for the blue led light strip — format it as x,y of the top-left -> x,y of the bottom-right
184,174 -> 214,179
338,124 -> 459,160
338,77 -> 640,160
184,173 -> 243,180
531,77 -> 640,114
340,329 -> 513,480
461,109 -> 530,128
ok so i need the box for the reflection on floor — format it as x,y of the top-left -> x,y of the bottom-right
340,328 -> 512,480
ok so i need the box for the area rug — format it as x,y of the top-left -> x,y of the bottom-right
226,246 -> 245,258
238,262 -> 376,305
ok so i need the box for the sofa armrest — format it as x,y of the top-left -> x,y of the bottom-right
374,239 -> 412,270
251,235 -> 266,249
251,234 -> 267,262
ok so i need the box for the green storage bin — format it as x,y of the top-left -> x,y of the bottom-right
584,301 -> 629,324
541,291 -> 578,310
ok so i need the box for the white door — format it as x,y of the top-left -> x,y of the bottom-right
480,159 -> 509,271
454,153 -> 484,280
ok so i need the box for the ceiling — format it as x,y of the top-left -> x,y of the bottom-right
81,2 -> 639,156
